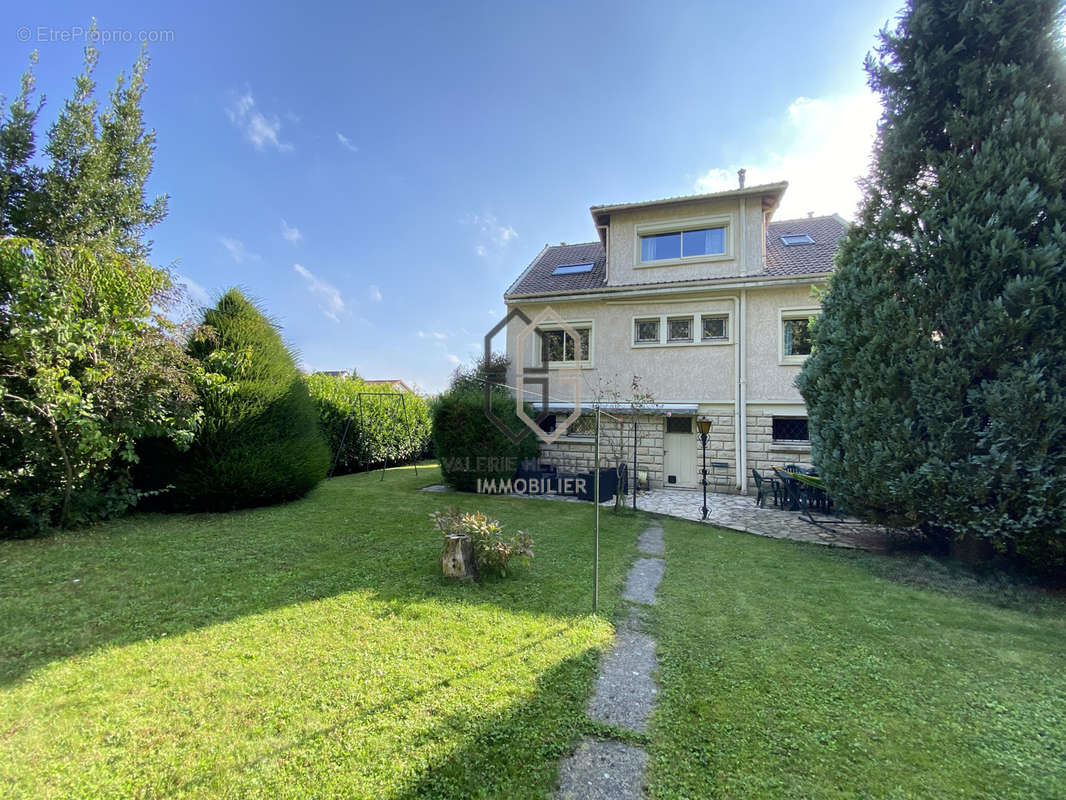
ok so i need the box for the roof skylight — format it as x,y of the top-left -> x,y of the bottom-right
552,262 -> 594,275
781,234 -> 815,246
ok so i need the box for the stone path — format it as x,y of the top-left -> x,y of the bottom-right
555,525 -> 665,800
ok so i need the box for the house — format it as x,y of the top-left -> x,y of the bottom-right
364,379 -> 416,394
502,177 -> 847,493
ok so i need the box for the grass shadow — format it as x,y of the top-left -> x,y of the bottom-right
0,463 -> 642,686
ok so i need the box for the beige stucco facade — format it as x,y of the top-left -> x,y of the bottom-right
504,185 -> 834,493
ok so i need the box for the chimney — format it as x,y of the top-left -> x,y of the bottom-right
737,168 -> 746,189
807,211 -> 814,219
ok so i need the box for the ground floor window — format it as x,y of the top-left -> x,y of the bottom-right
772,417 -> 809,442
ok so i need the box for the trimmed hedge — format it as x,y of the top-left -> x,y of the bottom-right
306,373 -> 431,474
155,289 -> 329,511
432,388 -> 539,492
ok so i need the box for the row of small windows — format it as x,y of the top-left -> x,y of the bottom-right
535,314 -> 814,363
634,314 -> 727,345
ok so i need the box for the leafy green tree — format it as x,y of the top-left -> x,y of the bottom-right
798,0 -> 1066,571
0,27 -> 167,257
158,289 -> 329,511
0,239 -> 199,533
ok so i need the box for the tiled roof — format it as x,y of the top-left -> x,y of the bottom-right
504,214 -> 848,299
504,242 -> 607,297
763,215 -> 848,276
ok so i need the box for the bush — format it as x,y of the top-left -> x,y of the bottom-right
0,240 -> 199,534
152,289 -> 329,511
432,387 -> 539,492
430,507 -> 533,577
305,373 -> 431,474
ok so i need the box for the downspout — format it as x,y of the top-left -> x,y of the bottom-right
737,289 -> 748,493
710,294 -> 742,492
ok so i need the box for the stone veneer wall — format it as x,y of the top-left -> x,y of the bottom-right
538,413 -> 663,488
689,412 -> 736,493
537,412 -> 739,492
744,410 -> 812,492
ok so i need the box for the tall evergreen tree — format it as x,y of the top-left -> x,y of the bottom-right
798,0 -> 1066,571
161,289 -> 330,511
0,24 -> 167,258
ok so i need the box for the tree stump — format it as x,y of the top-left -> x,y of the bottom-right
441,534 -> 477,581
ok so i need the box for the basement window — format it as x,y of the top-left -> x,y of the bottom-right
772,417 -> 809,443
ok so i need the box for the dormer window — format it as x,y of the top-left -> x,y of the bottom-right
780,234 -> 814,246
641,226 -> 726,262
552,262 -> 594,275
635,214 -> 732,267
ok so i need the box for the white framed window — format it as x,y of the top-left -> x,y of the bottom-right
779,308 -> 819,364
631,311 -> 732,348
634,214 -> 732,267
634,318 -> 660,344
667,316 -> 694,343
701,315 -> 728,342
536,321 -> 593,366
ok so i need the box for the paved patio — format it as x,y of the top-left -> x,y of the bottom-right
628,487 -> 896,550
421,483 -> 900,550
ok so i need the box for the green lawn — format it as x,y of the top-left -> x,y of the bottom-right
0,465 -> 643,799
2,465 -> 1064,799
649,518 -> 1066,799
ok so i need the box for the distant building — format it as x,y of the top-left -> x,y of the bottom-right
364,379 -> 415,394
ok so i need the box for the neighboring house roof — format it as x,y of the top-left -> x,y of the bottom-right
504,241 -> 607,297
504,213 -> 848,300
365,379 -> 415,393
763,215 -> 849,277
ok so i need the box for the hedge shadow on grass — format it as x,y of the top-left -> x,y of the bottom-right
0,464 -> 641,686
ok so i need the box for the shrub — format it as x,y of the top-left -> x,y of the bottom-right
432,387 -> 539,492
430,507 -> 533,577
0,240 -> 199,534
305,373 -> 431,474
154,289 -> 329,511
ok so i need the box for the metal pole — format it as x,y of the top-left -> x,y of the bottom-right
700,433 -> 709,520
593,407 -> 600,614
632,409 -> 638,511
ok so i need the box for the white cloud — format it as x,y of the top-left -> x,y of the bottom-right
417,330 -> 448,340
294,263 -> 346,322
336,132 -> 359,153
368,284 -> 383,302
226,91 -> 293,152
219,236 -> 260,264
174,273 -> 210,307
445,353 -> 462,366
280,219 -> 302,243
463,213 -> 518,255
694,91 -> 881,221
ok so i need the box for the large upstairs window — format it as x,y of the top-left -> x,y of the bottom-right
640,226 -> 726,262
635,214 -> 731,266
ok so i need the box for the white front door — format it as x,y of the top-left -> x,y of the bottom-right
663,416 -> 697,487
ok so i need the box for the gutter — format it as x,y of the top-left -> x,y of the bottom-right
504,271 -> 830,305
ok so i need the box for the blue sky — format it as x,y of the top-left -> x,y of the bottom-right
5,0 -> 902,392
